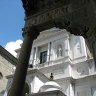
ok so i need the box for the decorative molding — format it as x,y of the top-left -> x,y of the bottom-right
25,4 -> 71,26
27,90 -> 66,96
0,46 -> 17,66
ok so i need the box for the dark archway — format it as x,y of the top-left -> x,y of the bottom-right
22,0 -> 96,62
8,1 -> 96,96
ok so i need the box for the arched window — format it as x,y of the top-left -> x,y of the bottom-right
57,45 -> 63,58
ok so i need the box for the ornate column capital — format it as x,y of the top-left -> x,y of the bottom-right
22,26 -> 40,40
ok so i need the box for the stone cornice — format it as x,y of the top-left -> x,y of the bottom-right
6,69 -> 49,82
28,90 -> 66,96
33,29 -> 70,46
55,73 -> 96,84
27,69 -> 49,80
0,45 -> 18,66
74,73 -> 96,83
55,76 -> 75,84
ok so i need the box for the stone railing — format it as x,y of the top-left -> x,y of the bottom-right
34,56 -> 71,69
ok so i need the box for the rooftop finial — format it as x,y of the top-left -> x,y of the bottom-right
50,73 -> 54,80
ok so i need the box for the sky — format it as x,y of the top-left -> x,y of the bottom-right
0,0 -> 25,56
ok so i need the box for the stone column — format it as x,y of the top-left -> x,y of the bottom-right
50,42 -> 53,61
33,47 -> 36,66
8,27 -> 39,96
47,42 -> 51,62
34,47 -> 38,67
29,47 -> 34,66
64,36 -> 70,57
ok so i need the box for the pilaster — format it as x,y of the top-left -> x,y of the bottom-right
34,47 -> 38,66
47,42 -> 51,62
64,36 -> 70,57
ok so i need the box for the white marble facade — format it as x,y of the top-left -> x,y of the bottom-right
6,28 -> 96,96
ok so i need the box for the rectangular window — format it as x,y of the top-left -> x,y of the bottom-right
40,51 -> 47,64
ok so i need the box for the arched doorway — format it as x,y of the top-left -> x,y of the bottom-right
8,1 -> 96,96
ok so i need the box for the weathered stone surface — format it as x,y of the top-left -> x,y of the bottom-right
27,90 -> 66,96
22,0 -> 96,37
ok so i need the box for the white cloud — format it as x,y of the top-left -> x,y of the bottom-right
5,39 -> 23,57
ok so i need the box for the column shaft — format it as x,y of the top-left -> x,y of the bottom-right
8,27 -> 39,96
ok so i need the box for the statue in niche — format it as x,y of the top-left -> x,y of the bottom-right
57,45 -> 63,58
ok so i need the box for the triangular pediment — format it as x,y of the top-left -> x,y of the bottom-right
27,69 -> 49,82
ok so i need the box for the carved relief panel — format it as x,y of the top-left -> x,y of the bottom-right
23,0 -> 70,15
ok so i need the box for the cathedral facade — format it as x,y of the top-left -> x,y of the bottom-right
5,28 -> 96,96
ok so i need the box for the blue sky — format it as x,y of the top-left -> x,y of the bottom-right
0,0 -> 25,47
